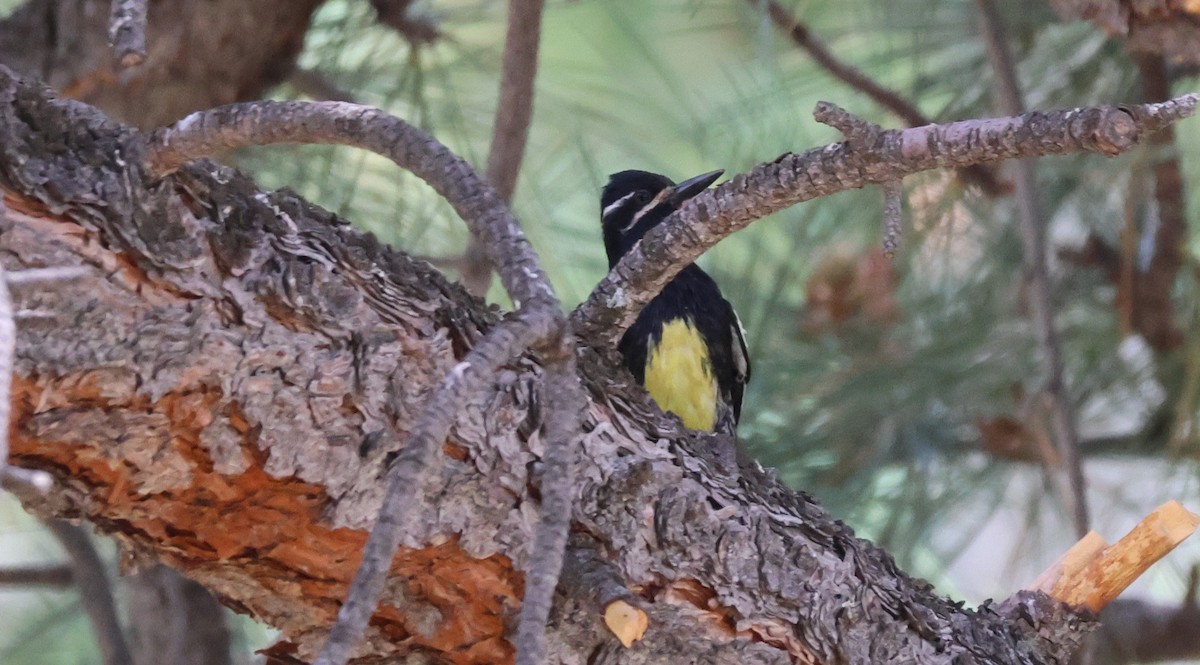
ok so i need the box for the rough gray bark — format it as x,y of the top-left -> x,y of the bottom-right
0,68 -> 1100,664
0,0 -> 325,128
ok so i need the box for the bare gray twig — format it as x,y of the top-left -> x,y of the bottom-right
461,0 -> 547,297
315,310 -> 567,665
572,94 -> 1200,346
145,101 -> 555,309
514,337 -> 584,665
6,266 -> 89,286
108,0 -> 148,67
814,100 -> 881,148
756,0 -> 1008,196
0,565 -> 73,587
882,181 -> 903,257
975,0 -> 1089,538
46,520 -> 134,665
813,102 -> 904,256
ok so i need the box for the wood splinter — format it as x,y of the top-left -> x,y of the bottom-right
604,599 -> 649,648
1027,500 -> 1200,612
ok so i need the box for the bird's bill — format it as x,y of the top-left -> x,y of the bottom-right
668,169 -> 724,205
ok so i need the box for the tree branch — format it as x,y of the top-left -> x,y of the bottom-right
143,98 -> 580,665
974,0 -> 1089,538
1130,52 -> 1187,352
0,64 -> 1181,665
755,0 -> 1008,196
108,0 -> 148,67
460,0 -> 546,297
46,520 -> 134,665
0,565 -> 73,587
144,101 -> 556,311
572,94 -> 1199,345
512,339 -> 583,665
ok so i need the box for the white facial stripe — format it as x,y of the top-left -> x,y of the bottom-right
602,192 -> 638,220
622,188 -> 672,232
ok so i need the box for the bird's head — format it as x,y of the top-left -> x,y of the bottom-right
599,169 -> 723,267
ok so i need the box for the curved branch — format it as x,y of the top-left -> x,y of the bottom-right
512,336 -> 583,665
144,101 -> 556,311
572,94 -> 1200,345
145,99 -> 580,665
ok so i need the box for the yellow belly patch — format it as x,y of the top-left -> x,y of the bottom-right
643,318 -> 718,431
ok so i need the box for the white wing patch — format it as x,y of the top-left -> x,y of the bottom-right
731,312 -> 750,383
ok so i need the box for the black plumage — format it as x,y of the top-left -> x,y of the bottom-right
599,169 -> 750,434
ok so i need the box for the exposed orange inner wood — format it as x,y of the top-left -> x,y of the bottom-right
1027,501 -> 1199,612
7,372 -> 520,665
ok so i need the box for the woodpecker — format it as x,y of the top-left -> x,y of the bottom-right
600,169 -> 750,435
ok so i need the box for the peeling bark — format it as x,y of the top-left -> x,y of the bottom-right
0,69 -> 1100,664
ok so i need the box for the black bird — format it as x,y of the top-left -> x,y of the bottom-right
600,169 -> 750,435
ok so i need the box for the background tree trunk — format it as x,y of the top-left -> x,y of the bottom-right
0,0 -> 325,128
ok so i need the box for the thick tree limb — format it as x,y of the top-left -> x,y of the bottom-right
573,94 -> 1199,345
142,99 -> 579,664
314,310 -> 569,665
144,100 -> 555,311
0,65 -> 1131,665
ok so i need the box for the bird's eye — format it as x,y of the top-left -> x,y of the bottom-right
633,191 -> 652,205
